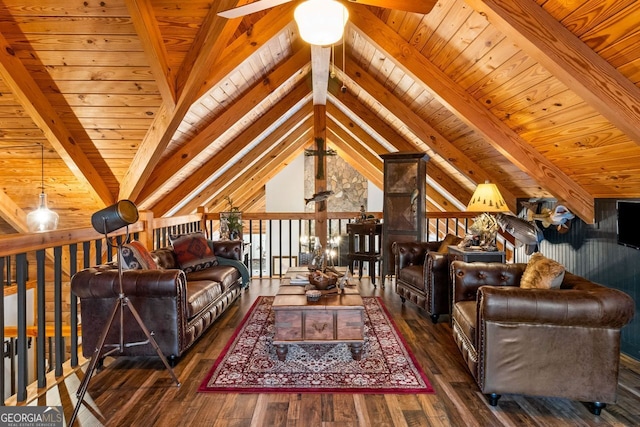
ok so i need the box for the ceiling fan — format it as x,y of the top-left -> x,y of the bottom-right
218,0 -> 437,23
218,0 -> 437,105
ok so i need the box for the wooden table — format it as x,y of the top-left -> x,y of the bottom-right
272,267 -> 365,361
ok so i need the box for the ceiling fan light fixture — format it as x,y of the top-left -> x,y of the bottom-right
294,0 -> 349,46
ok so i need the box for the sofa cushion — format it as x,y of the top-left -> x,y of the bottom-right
397,264 -> 424,290
121,240 -> 157,270
453,301 -> 477,348
520,252 -> 565,289
151,247 -> 179,269
186,280 -> 223,319
186,265 -> 240,291
437,234 -> 462,253
170,232 -> 219,273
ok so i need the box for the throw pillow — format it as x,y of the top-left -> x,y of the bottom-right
170,232 -> 218,273
437,234 -> 461,253
121,240 -> 158,270
520,252 -> 565,289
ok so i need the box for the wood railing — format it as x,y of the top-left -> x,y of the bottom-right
0,210 -> 513,405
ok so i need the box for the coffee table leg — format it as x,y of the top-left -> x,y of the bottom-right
350,343 -> 363,361
276,344 -> 288,361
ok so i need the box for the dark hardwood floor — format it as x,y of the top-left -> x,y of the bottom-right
44,278 -> 640,426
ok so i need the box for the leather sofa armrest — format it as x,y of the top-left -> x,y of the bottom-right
211,240 -> 243,261
451,261 -> 525,303
393,241 -> 440,273
478,285 -> 635,328
71,268 -> 186,299
425,251 -> 448,276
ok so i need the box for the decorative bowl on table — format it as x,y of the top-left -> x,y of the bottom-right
308,273 -> 337,290
306,290 -> 322,302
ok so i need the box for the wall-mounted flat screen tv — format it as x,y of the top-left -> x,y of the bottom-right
617,201 -> 640,250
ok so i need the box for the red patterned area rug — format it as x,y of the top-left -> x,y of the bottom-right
198,296 -> 434,394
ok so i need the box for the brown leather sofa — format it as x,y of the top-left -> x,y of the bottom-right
450,260 -> 635,415
393,235 -> 461,323
71,240 -> 245,363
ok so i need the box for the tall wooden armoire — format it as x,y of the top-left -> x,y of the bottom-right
381,152 -> 429,281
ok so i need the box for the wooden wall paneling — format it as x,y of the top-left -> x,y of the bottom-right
118,0 -> 245,202
350,7 -> 595,223
464,0 -> 640,145
137,46 -> 311,204
208,121 -> 314,214
151,84 -> 312,215
336,61 -> 518,211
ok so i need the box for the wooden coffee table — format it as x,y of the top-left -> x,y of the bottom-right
272,267 -> 365,361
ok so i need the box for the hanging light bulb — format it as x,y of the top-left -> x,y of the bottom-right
294,0 -> 349,46
26,144 -> 58,232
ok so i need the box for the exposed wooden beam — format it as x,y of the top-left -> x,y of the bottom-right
328,88 -> 482,211
125,0 -> 176,107
350,9 -> 595,223
348,0 -> 437,14
328,88 -> 470,210
137,46 -> 311,204
0,191 -> 27,232
327,117 -> 463,211
465,0 -> 640,145
338,58 -> 518,210
196,3 -> 298,100
314,104 -> 328,247
155,84 -> 309,216
311,45 -> 331,105
208,121 -> 314,213
119,0 -> 244,202
0,32 -> 114,206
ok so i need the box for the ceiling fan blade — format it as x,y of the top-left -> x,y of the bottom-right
218,0 -> 295,19
347,0 -> 437,15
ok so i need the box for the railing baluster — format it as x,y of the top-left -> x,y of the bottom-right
70,243 -> 79,367
16,253 -> 27,402
54,246 -> 64,376
36,249 -> 46,388
0,254 -> 4,402
95,239 -> 102,265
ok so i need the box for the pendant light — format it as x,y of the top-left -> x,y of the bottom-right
26,143 -> 59,232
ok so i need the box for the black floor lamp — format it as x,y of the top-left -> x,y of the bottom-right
69,200 -> 180,426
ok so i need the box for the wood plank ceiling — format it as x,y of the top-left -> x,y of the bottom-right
0,0 -> 639,234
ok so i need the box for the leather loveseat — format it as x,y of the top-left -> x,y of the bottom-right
393,234 -> 461,323
450,260 -> 635,415
71,239 -> 246,363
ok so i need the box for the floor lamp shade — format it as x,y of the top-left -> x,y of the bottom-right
91,200 -> 139,234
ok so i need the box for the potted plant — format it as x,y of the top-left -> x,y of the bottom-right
220,196 -> 242,240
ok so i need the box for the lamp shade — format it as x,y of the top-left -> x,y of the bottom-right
26,192 -> 59,232
294,0 -> 349,46
91,200 -> 139,234
467,181 -> 509,212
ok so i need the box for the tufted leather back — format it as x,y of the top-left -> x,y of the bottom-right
392,240 -> 440,272
451,261 -> 524,303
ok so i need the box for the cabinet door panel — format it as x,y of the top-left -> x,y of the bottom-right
304,311 -> 334,340
337,310 -> 364,340
274,311 -> 302,340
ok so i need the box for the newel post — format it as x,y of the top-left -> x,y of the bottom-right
138,210 -> 155,250
197,206 -> 208,238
